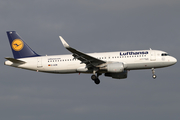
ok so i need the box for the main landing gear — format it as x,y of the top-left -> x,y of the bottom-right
152,68 -> 157,79
91,72 -> 102,84
91,75 -> 100,84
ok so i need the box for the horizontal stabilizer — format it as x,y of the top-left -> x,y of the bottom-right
5,57 -> 26,64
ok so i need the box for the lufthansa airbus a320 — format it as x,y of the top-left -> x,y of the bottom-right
4,31 -> 177,84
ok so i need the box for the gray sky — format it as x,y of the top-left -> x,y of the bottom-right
0,0 -> 180,120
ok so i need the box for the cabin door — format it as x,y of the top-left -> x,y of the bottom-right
37,58 -> 43,68
150,51 -> 156,61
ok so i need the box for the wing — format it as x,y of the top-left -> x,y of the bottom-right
59,36 -> 106,68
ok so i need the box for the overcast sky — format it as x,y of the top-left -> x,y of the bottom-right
0,0 -> 180,120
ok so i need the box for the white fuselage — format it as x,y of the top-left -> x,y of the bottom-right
5,50 -> 177,74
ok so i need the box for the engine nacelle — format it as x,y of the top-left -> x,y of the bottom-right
105,70 -> 128,79
107,62 -> 124,73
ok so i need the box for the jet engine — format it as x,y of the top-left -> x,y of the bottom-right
105,70 -> 128,79
107,62 -> 124,73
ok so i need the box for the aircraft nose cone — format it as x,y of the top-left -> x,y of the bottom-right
174,57 -> 177,63
172,57 -> 177,65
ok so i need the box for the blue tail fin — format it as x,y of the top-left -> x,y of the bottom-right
7,31 -> 40,59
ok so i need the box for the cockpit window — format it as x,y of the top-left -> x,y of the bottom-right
161,53 -> 169,56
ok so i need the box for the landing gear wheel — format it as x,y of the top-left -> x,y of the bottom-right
94,78 -> 100,84
91,75 -> 97,80
152,74 -> 157,79
91,75 -> 100,84
151,68 -> 157,79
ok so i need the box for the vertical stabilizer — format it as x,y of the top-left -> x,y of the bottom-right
7,31 -> 40,59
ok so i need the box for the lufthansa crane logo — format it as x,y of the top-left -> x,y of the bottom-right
12,39 -> 24,51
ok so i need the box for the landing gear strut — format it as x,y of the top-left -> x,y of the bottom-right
152,68 -> 157,79
91,71 -> 101,84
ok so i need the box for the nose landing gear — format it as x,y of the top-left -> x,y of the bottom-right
152,68 -> 157,79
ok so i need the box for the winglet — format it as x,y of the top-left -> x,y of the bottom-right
59,36 -> 70,48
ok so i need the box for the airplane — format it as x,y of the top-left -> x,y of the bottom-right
4,31 -> 177,84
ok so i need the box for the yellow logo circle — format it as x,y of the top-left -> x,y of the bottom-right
12,39 -> 24,51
